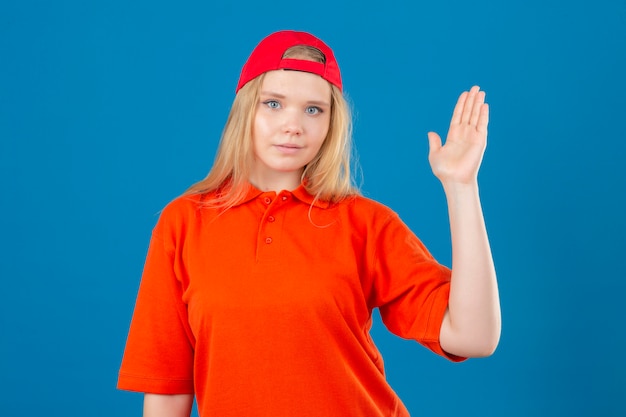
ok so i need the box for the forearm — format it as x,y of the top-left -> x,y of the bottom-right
144,393 -> 193,417
439,181 -> 501,357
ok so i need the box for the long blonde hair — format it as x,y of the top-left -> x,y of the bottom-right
184,45 -> 360,209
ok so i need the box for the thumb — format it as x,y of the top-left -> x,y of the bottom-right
427,131 -> 442,156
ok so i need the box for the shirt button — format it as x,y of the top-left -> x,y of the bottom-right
264,197 -> 271,204
265,237 -> 273,244
267,215 -> 275,222
281,196 -> 288,201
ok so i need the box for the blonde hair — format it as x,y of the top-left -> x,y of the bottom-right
184,45 -> 360,209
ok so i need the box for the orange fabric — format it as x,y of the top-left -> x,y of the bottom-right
118,184 -> 463,416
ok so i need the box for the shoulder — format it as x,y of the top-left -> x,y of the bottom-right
160,193 -> 203,217
155,192 -> 218,232
328,194 -> 401,233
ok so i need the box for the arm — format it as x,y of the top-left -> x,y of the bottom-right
144,393 -> 193,417
427,86 -> 501,358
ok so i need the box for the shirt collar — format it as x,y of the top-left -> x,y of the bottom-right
291,184 -> 330,209
233,182 -> 330,209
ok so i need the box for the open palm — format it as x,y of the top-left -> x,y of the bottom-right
428,86 -> 489,185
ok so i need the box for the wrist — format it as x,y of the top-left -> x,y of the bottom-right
441,180 -> 480,197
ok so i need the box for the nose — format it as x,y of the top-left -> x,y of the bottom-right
282,109 -> 303,135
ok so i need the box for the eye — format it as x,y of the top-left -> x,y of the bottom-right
263,100 -> 281,109
305,106 -> 322,115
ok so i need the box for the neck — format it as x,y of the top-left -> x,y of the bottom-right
248,171 -> 303,193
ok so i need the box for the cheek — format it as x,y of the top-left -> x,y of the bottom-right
309,117 -> 331,145
252,114 -> 270,144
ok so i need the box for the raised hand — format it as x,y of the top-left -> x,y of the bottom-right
427,86 -> 489,186
431,86 -> 501,358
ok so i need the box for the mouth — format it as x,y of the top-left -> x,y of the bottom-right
275,144 -> 302,154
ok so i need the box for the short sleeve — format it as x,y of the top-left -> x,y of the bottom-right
117,209 -> 196,394
371,213 -> 465,362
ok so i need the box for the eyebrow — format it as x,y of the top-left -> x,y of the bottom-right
260,91 -> 331,107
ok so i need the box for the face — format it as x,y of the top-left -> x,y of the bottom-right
250,69 -> 332,191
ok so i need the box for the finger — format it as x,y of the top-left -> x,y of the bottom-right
477,103 -> 489,134
427,131 -> 443,155
450,91 -> 468,125
461,86 -> 480,125
470,90 -> 486,127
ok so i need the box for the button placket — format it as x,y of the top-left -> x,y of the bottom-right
264,198 -> 274,245
256,194 -> 284,260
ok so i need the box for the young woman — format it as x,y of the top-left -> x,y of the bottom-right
118,30 -> 501,417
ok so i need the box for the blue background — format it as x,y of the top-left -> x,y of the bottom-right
2,0 -> 625,416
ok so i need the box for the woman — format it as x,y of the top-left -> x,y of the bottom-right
118,30 -> 501,417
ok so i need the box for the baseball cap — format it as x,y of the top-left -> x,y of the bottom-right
235,30 -> 342,93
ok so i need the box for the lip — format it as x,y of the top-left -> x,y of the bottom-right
274,144 -> 302,154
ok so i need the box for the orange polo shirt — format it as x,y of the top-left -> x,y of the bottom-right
117,184 -> 463,416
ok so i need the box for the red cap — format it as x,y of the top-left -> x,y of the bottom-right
236,30 -> 342,93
